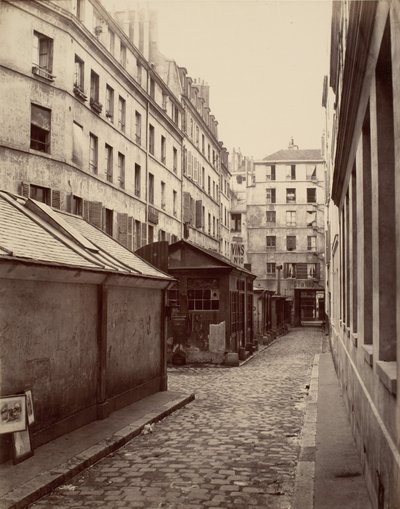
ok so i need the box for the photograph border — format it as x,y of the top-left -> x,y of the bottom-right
0,395 -> 27,434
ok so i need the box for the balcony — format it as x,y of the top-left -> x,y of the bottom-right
90,98 -> 102,114
32,65 -> 54,82
73,84 -> 87,101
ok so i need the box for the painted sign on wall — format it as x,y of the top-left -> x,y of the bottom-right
231,239 -> 245,267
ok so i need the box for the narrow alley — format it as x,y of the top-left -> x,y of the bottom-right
29,329 -> 322,509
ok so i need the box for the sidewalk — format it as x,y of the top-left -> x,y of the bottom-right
0,391 -> 194,509
293,349 -> 372,508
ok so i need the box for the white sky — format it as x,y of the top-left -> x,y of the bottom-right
106,0 -> 332,159
151,0 -> 332,159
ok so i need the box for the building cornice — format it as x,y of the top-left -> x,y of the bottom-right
183,96 -> 221,151
331,0 -> 377,205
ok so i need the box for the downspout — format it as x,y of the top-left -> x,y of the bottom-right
160,281 -> 175,390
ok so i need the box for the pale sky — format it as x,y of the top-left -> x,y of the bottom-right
106,0 -> 332,159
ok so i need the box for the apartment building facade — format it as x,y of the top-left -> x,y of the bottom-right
248,142 -> 325,325
326,1 -> 400,506
0,0 -> 184,250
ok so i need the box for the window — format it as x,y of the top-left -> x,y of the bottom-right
290,165 -> 296,180
32,31 -> 53,76
307,236 -> 317,251
90,70 -> 99,102
286,210 -> 296,226
266,188 -> 276,203
231,213 -> 241,232
307,263 -> 318,279
307,210 -> 317,226
105,85 -> 114,121
134,164 -> 141,197
135,111 -> 141,144
195,126 -> 199,146
149,173 -> 154,204
286,263 -> 296,278
162,92 -> 167,110
161,181 -> 166,209
213,181 -> 216,199
118,96 -> 126,132
188,287 -> 219,311
30,184 -> 50,204
202,167 -> 205,188
287,236 -> 296,251
266,165 -> 275,180
148,224 -> 154,243
212,150 -> 216,166
105,144 -> 113,182
150,77 -> 155,99
266,263 -> 276,275
108,28 -> 115,55
266,236 -> 276,249
76,0 -> 84,20
202,134 -> 205,154
118,152 -> 125,189
161,136 -> 166,164
135,220 -> 141,249
173,190 -> 177,216
307,188 -> 316,203
89,133 -> 98,174
213,216 -> 216,237
167,285 -> 180,307
71,195 -> 83,216
72,122 -> 84,166
104,208 -> 113,236
120,42 -> 126,67
173,147 -> 178,173
208,213 -> 211,234
208,144 -> 211,161
208,175 -> 211,195
149,124 -> 155,155
286,188 -> 296,203
74,55 -> 84,90
136,62 -> 142,86
266,211 -> 276,223
30,104 -> 51,153
306,165 -> 317,180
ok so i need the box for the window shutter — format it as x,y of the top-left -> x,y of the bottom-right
141,222 -> 147,246
117,212 -> 128,247
166,232 -> 171,243
83,200 -> 90,222
88,201 -> 102,229
20,182 -> 30,198
283,263 -> 288,279
189,196 -> 195,225
316,263 -> 320,279
127,217 -> 133,250
66,193 -> 73,213
195,200 -> 202,228
182,192 -> 191,222
51,190 -> 61,209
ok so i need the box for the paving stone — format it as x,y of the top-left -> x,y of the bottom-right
29,328 -> 322,509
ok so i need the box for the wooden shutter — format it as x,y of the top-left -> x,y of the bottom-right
316,263 -> 320,280
141,222 -> 147,246
20,182 -> 30,198
51,190 -> 61,209
166,232 -> 171,244
117,212 -> 128,247
182,192 -> 191,223
195,200 -> 202,228
88,201 -> 102,229
83,200 -> 90,222
127,217 -> 133,251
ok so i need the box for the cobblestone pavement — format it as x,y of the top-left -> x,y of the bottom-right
30,328 -> 322,509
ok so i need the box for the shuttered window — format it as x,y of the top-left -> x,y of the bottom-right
31,104 -> 51,153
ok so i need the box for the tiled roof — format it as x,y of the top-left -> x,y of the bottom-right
0,192 -> 172,280
262,149 -> 323,162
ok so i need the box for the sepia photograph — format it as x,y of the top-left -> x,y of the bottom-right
0,0 -> 398,507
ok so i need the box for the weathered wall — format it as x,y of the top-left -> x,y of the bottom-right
106,286 -> 163,405
0,278 -> 98,455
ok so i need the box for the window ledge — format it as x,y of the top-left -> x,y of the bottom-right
376,361 -> 397,396
362,344 -> 373,366
350,332 -> 358,347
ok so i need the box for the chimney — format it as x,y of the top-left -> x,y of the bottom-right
288,137 -> 299,150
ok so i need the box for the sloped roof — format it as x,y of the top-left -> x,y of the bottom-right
169,239 -> 255,278
0,192 -> 172,281
262,149 -> 323,162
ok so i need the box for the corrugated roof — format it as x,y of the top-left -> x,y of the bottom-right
262,149 -> 323,162
0,192 -> 172,280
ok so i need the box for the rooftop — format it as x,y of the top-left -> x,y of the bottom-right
262,148 -> 323,163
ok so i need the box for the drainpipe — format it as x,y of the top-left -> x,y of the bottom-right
276,264 -> 282,295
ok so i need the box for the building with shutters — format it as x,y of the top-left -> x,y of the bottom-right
0,0 -> 183,251
325,1 -> 400,506
248,140 -> 325,326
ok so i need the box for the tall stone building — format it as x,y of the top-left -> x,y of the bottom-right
248,140 -> 325,325
0,0 -> 230,257
326,1 -> 400,506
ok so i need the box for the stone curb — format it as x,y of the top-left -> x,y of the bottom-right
0,393 -> 195,509
291,353 -> 320,509
239,337 -> 280,367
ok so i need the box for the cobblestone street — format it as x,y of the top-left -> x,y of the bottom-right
30,328 -> 322,509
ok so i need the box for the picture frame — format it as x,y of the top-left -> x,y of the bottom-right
12,427 -> 34,464
0,395 -> 27,434
25,390 -> 35,425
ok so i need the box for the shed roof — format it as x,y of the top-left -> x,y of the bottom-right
0,192 -> 172,281
261,149 -> 323,163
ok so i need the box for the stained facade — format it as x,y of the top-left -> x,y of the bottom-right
326,1 -> 400,506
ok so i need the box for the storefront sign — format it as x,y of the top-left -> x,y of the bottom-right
231,240 -> 245,267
